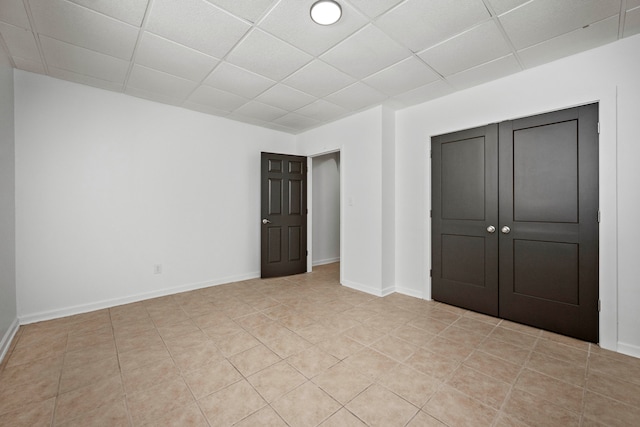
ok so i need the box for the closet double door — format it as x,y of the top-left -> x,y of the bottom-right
431,104 -> 599,342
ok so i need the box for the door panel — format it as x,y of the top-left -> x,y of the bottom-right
431,104 -> 599,342
261,152 -> 307,278
432,125 -> 499,316
499,104 -> 599,342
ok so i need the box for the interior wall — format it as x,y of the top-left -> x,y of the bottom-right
311,151 -> 340,266
298,107 -> 384,295
395,34 -> 640,356
0,47 -> 17,359
14,71 -> 296,322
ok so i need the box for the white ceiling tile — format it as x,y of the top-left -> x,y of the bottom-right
48,65 -> 124,92
273,112 -> 321,130
40,36 -> 129,83
283,60 -> 356,97
135,32 -> 219,82
0,0 -> 30,29
347,0 -> 404,18
363,57 -> 440,96
376,0 -> 490,52
203,62 -> 275,99
259,0 -> 368,56
186,85 -> 248,112
226,29 -> 313,81
205,0 -> 277,23
13,56 -> 46,74
127,64 -> 198,101
295,99 -> 348,122
67,0 -> 150,26
390,79 -> 454,108
233,100 -> 288,122
629,0 -> 640,9
445,54 -> 522,90
146,0 -> 251,58
183,101 -> 231,117
321,25 -> 410,79
499,0 -> 622,50
125,86 -> 183,106
324,81 -> 387,110
255,84 -> 316,111
29,0 -> 138,60
418,20 -> 512,76
624,6 -> 640,37
519,15 -> 619,68
485,0 -> 529,16
0,22 -> 40,62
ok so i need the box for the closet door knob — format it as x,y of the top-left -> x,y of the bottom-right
501,226 -> 511,234
487,225 -> 496,233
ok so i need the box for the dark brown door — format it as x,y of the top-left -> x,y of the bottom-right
431,124 -> 499,316
498,104 -> 599,342
261,152 -> 307,278
431,104 -> 599,342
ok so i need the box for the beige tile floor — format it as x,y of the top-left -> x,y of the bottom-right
1,262 -> 640,426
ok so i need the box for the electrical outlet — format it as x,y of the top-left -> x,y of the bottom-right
154,264 -> 162,274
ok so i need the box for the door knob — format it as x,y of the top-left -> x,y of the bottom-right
501,226 -> 511,234
487,225 -> 496,233
262,219 -> 271,224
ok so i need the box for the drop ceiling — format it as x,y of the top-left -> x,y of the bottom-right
0,0 -> 638,134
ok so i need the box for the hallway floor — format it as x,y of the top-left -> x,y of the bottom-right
1,263 -> 639,426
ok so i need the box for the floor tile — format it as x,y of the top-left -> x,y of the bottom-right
247,360 -> 307,402
526,351 -> 587,386
170,340 -> 225,373
198,380 -> 267,426
183,359 -> 243,399
346,384 -> 419,427
404,348 -> 458,381
446,365 -> 511,410
422,335 -> 475,362
211,329 -> 261,357
392,325 -> 436,347
377,363 -> 441,407
0,396 -> 55,426
370,334 -> 418,362
514,368 -> 584,412
343,347 -> 398,380
55,398 -> 129,427
502,388 -> 580,427
54,374 -> 124,425
424,385 -> 497,427
586,371 -> 640,408
405,410 -> 447,427
463,350 -> 523,383
313,362 -> 373,404
288,346 -> 339,379
234,406 -> 288,426
319,408 -> 367,426
0,376 -> 59,416
121,357 -> 182,394
583,390 -> 640,426
228,343 -> 281,377
272,381 -> 341,427
59,353 -> 120,393
264,330 -> 312,359
317,334 -> 364,360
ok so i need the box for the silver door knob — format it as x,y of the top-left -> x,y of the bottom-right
501,226 -> 511,234
262,219 -> 271,224
487,225 -> 496,233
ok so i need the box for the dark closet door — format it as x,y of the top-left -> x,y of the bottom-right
498,104 -> 599,342
261,152 -> 307,278
431,104 -> 599,342
431,125 -> 499,316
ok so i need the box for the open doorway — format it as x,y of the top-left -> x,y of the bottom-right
311,151 -> 341,268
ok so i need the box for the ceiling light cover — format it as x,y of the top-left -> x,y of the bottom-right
310,0 -> 342,25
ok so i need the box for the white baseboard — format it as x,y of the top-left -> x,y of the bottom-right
312,257 -> 340,267
341,279 -> 386,297
19,272 -> 260,325
381,285 -> 395,297
395,286 -> 425,299
0,317 -> 20,364
617,341 -> 640,359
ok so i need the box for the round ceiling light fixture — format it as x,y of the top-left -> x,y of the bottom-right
310,0 -> 342,25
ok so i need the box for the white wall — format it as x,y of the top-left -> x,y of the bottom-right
395,34 -> 640,356
381,107 -> 396,296
298,107 -> 385,295
311,151 -> 340,266
14,71 -> 295,322
0,47 -> 17,360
